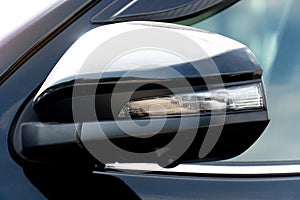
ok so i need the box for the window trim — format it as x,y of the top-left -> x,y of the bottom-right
103,162 -> 300,176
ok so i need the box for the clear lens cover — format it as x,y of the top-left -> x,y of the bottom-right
119,83 -> 264,118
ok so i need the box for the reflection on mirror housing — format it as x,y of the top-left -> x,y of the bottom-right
12,21 -> 269,168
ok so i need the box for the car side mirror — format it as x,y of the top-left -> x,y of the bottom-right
12,21 -> 269,168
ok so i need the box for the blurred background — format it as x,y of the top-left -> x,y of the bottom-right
194,0 -> 300,162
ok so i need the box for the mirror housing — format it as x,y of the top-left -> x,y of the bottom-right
13,22 -> 269,168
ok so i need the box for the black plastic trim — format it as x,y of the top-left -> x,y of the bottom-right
17,111 -> 268,165
91,0 -> 239,24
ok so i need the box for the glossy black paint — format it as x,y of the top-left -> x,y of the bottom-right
0,0 -> 159,198
97,171 -> 300,199
0,0 -> 299,199
0,1 -> 98,199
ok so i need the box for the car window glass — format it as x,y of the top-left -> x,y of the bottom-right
194,0 -> 300,162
